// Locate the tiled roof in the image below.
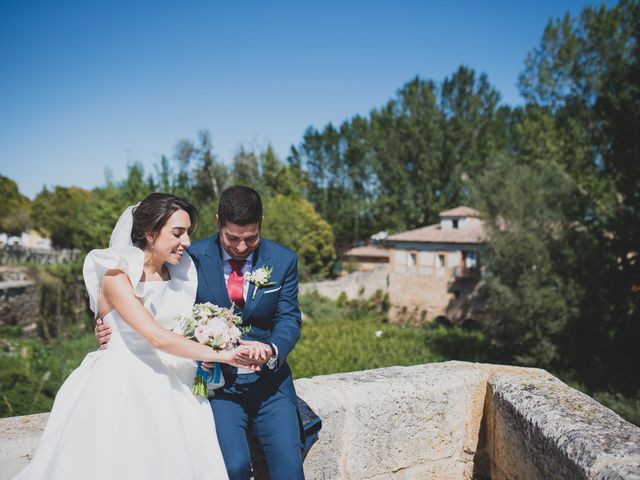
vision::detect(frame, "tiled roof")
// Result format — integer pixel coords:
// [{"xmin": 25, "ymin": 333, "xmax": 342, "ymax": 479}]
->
[
  {"xmin": 386, "ymin": 222, "xmax": 486, "ymax": 244},
  {"xmin": 439, "ymin": 206, "xmax": 480, "ymax": 218},
  {"xmin": 344, "ymin": 245, "xmax": 390, "ymax": 258}
]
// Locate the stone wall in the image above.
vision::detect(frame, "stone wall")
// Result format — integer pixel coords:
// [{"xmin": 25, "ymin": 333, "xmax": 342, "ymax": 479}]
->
[
  {"xmin": 0, "ymin": 266, "xmax": 37, "ymax": 332},
  {"xmin": 300, "ymin": 266, "xmax": 389, "ymax": 301},
  {"xmin": 300, "ymin": 266, "xmax": 487, "ymax": 324},
  {"xmin": 1, "ymin": 362, "xmax": 639, "ymax": 479}
]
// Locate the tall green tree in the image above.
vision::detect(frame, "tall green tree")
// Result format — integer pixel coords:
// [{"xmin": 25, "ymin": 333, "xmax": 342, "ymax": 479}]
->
[
  {"xmin": 0, "ymin": 175, "xmax": 31, "ymax": 235},
  {"xmin": 73, "ymin": 186, "xmax": 130, "ymax": 252},
  {"xmin": 231, "ymin": 147, "xmax": 263, "ymax": 193},
  {"xmin": 261, "ymin": 144, "xmax": 304, "ymax": 198},
  {"xmin": 189, "ymin": 131, "xmax": 229, "ymax": 237},
  {"xmin": 369, "ymin": 78, "xmax": 444, "ymax": 230},
  {"xmin": 31, "ymin": 186, "xmax": 94, "ymax": 249},
  {"xmin": 262, "ymin": 195, "xmax": 336, "ymax": 279},
  {"xmin": 440, "ymin": 67, "xmax": 508, "ymax": 208},
  {"xmin": 486, "ymin": 0, "xmax": 640, "ymax": 393}
]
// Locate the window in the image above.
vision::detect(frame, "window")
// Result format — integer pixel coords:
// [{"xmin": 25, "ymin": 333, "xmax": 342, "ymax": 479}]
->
[
  {"xmin": 452, "ymin": 219, "xmax": 459, "ymax": 229},
  {"xmin": 436, "ymin": 254, "xmax": 445, "ymax": 268},
  {"xmin": 464, "ymin": 251, "xmax": 478, "ymax": 269},
  {"xmin": 408, "ymin": 253, "xmax": 417, "ymax": 266}
]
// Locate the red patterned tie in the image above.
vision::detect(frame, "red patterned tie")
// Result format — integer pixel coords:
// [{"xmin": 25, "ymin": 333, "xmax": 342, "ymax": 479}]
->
[{"xmin": 227, "ymin": 259, "xmax": 246, "ymax": 309}]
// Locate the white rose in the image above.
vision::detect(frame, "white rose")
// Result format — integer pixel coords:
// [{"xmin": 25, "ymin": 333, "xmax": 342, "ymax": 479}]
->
[
  {"xmin": 207, "ymin": 316, "xmax": 229, "ymax": 337},
  {"xmin": 229, "ymin": 326, "xmax": 241, "ymax": 339},
  {"xmin": 253, "ymin": 269, "xmax": 268, "ymax": 284}
]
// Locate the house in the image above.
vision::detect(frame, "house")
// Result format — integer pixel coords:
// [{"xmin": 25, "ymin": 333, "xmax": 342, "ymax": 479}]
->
[
  {"xmin": 343, "ymin": 244, "xmax": 389, "ymax": 272},
  {"xmin": 0, "ymin": 230, "xmax": 52, "ymax": 250},
  {"xmin": 384, "ymin": 206, "xmax": 487, "ymax": 324}
]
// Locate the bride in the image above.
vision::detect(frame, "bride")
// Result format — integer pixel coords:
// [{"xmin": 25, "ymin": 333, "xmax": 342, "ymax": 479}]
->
[{"xmin": 15, "ymin": 193, "xmax": 259, "ymax": 479}]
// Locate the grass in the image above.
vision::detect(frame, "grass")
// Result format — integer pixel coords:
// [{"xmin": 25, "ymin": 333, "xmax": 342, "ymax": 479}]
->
[
  {"xmin": 0, "ymin": 332, "xmax": 97, "ymax": 417},
  {"xmin": 289, "ymin": 292, "xmax": 489, "ymax": 378}
]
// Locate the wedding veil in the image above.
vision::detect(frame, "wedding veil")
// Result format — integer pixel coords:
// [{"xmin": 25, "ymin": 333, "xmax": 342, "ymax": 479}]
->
[{"xmin": 109, "ymin": 203, "xmax": 139, "ymax": 248}]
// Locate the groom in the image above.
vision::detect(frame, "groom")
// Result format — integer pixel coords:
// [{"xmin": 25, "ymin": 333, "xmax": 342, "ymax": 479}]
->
[
  {"xmin": 189, "ymin": 186, "xmax": 304, "ymax": 479},
  {"xmin": 96, "ymin": 186, "xmax": 304, "ymax": 479}
]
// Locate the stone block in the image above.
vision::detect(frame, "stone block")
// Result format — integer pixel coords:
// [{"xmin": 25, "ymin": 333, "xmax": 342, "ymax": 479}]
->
[
  {"xmin": 297, "ymin": 362, "xmax": 490, "ymax": 479},
  {"xmin": 0, "ymin": 413, "xmax": 48, "ymax": 480},
  {"xmin": 479, "ymin": 367, "xmax": 640, "ymax": 480}
]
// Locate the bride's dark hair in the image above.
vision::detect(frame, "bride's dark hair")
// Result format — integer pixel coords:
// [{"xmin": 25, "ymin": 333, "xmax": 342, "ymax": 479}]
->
[{"xmin": 131, "ymin": 193, "xmax": 198, "ymax": 249}]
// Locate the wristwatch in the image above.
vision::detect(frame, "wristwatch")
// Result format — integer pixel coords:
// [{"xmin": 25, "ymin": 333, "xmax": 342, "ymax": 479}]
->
[{"xmin": 267, "ymin": 343, "xmax": 278, "ymax": 370}]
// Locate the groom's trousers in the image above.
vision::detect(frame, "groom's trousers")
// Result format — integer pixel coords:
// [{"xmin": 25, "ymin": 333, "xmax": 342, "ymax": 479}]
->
[{"xmin": 210, "ymin": 372, "xmax": 304, "ymax": 480}]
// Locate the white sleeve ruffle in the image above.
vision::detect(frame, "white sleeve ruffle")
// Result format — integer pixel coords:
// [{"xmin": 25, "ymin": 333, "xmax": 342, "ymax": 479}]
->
[
  {"xmin": 82, "ymin": 245, "xmax": 197, "ymax": 319},
  {"xmin": 82, "ymin": 245, "xmax": 144, "ymax": 318}
]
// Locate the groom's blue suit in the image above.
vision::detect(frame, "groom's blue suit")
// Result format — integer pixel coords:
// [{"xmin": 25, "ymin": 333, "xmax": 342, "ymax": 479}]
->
[{"xmin": 188, "ymin": 234, "xmax": 304, "ymax": 480}]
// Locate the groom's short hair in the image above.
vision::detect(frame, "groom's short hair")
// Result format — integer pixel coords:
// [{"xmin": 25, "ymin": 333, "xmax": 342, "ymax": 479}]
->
[{"xmin": 218, "ymin": 186, "xmax": 263, "ymax": 227}]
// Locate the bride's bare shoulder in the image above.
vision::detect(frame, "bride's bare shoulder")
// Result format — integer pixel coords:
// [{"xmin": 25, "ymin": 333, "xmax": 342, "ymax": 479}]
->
[{"xmin": 102, "ymin": 269, "xmax": 136, "ymax": 296}]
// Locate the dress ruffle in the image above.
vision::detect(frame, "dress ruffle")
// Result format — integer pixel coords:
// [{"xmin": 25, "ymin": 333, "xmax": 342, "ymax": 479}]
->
[{"xmin": 82, "ymin": 245, "xmax": 197, "ymax": 318}]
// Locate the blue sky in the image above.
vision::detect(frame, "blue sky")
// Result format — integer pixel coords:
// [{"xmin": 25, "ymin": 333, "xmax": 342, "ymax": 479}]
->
[{"xmin": 1, "ymin": 0, "xmax": 613, "ymax": 198}]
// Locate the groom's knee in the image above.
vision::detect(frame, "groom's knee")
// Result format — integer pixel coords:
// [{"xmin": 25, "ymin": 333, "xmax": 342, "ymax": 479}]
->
[
  {"xmin": 225, "ymin": 452, "xmax": 251, "ymax": 480},
  {"xmin": 266, "ymin": 448, "xmax": 304, "ymax": 480}
]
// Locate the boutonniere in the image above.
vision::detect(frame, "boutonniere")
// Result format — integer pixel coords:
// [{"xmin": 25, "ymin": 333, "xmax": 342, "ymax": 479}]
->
[{"xmin": 245, "ymin": 266, "xmax": 274, "ymax": 299}]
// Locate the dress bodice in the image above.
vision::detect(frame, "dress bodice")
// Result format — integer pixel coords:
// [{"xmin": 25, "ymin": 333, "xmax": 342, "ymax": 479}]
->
[
  {"xmin": 104, "ymin": 279, "xmax": 193, "ymax": 355},
  {"xmin": 83, "ymin": 245, "xmax": 197, "ymax": 356}
]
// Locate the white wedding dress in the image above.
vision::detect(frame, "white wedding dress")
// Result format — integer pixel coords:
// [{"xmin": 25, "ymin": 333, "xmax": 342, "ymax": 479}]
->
[{"xmin": 14, "ymin": 246, "xmax": 229, "ymax": 480}]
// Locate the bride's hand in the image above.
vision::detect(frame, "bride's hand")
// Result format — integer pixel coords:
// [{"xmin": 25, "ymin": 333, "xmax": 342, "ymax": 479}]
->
[{"xmin": 206, "ymin": 346, "xmax": 261, "ymax": 371}]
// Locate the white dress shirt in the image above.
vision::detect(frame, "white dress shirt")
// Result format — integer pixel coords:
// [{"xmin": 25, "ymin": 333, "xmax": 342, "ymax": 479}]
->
[{"xmin": 220, "ymin": 248, "xmax": 278, "ymax": 371}]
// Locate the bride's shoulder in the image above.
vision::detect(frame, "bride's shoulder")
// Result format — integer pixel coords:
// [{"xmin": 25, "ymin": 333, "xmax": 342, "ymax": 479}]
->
[{"xmin": 102, "ymin": 269, "xmax": 136, "ymax": 295}]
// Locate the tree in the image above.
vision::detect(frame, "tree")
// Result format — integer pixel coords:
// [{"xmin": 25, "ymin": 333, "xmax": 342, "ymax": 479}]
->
[
  {"xmin": 0, "ymin": 175, "xmax": 31, "ymax": 235},
  {"xmin": 472, "ymin": 154, "xmax": 584, "ymax": 370},
  {"xmin": 262, "ymin": 195, "xmax": 336, "ymax": 279},
  {"xmin": 440, "ymin": 67, "xmax": 507, "ymax": 209},
  {"xmin": 188, "ymin": 131, "xmax": 230, "ymax": 238},
  {"xmin": 517, "ymin": 0, "xmax": 640, "ymax": 394},
  {"xmin": 261, "ymin": 145, "xmax": 304, "ymax": 198},
  {"xmin": 120, "ymin": 162, "xmax": 154, "ymax": 203},
  {"xmin": 292, "ymin": 70, "xmax": 508, "ymax": 243},
  {"xmin": 31, "ymin": 186, "xmax": 94, "ymax": 249},
  {"xmin": 230, "ymin": 147, "xmax": 263, "ymax": 193},
  {"xmin": 73, "ymin": 186, "xmax": 130, "ymax": 252}
]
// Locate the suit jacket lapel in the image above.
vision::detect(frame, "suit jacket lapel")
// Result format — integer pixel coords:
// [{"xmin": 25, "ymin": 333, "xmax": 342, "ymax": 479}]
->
[
  {"xmin": 202, "ymin": 235, "xmax": 232, "ymax": 308},
  {"xmin": 242, "ymin": 243, "xmax": 271, "ymax": 321}
]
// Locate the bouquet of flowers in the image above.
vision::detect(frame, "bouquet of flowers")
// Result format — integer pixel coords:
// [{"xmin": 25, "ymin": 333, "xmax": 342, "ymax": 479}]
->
[{"xmin": 174, "ymin": 302, "xmax": 248, "ymax": 396}]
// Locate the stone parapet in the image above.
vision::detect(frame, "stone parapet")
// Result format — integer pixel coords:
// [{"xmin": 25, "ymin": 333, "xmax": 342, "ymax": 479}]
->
[{"xmin": 1, "ymin": 362, "xmax": 639, "ymax": 479}]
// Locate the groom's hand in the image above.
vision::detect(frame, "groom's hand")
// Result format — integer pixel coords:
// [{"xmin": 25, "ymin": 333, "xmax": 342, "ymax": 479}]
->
[
  {"xmin": 237, "ymin": 340, "xmax": 272, "ymax": 366},
  {"xmin": 94, "ymin": 318, "xmax": 112, "ymax": 349}
]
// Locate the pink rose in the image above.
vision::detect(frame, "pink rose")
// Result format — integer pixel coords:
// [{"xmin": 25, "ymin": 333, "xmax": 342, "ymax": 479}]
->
[{"xmin": 194, "ymin": 325, "xmax": 209, "ymax": 344}]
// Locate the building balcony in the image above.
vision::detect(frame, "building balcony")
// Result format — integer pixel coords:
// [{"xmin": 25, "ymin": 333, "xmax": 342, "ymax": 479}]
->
[{"xmin": 452, "ymin": 266, "xmax": 482, "ymax": 279}]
